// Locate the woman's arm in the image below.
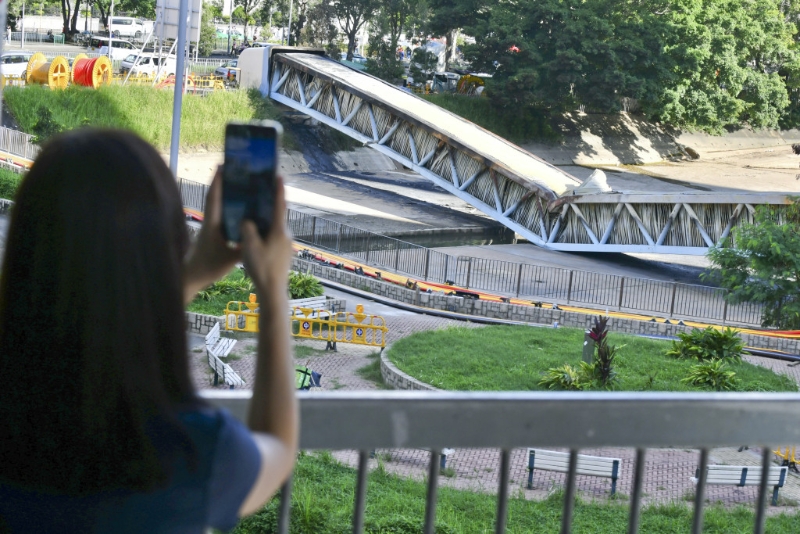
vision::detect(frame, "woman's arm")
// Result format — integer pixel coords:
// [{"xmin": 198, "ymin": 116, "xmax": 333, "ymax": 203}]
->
[
  {"xmin": 237, "ymin": 180, "xmax": 299, "ymax": 516},
  {"xmin": 183, "ymin": 169, "xmax": 241, "ymax": 306}
]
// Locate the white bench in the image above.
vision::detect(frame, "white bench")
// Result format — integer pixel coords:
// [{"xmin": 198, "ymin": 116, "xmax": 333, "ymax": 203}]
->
[
  {"xmin": 527, "ymin": 449, "xmax": 621, "ymax": 495},
  {"xmin": 289, "ymin": 296, "xmax": 328, "ymax": 309},
  {"xmin": 693, "ymin": 465, "xmax": 788, "ymax": 506},
  {"xmin": 207, "ymin": 350, "xmax": 245, "ymax": 388},
  {"xmin": 205, "ymin": 322, "xmax": 236, "ymax": 359}
]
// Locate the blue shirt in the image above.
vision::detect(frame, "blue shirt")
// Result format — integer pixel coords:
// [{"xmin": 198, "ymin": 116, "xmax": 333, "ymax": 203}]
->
[{"xmin": 0, "ymin": 407, "xmax": 261, "ymax": 533}]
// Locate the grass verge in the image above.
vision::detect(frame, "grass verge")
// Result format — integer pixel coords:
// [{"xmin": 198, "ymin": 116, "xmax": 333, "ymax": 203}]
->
[
  {"xmin": 234, "ymin": 453, "xmax": 799, "ymax": 533},
  {"xmin": 4, "ymin": 86, "xmax": 294, "ymax": 151},
  {"xmin": 356, "ymin": 351, "xmax": 392, "ymax": 389},
  {"xmin": 0, "ymin": 168, "xmax": 23, "ymax": 200},
  {"xmin": 388, "ymin": 325, "xmax": 796, "ymax": 392}
]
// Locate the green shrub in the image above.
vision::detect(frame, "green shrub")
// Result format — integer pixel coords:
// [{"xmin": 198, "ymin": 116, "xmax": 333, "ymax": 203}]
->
[
  {"xmin": 289, "ymin": 271, "xmax": 324, "ymax": 300},
  {"xmin": 666, "ymin": 327, "xmax": 744, "ymax": 362},
  {"xmin": 538, "ymin": 364, "xmax": 586, "ymax": 391},
  {"xmin": 682, "ymin": 360, "xmax": 740, "ymax": 391},
  {"xmin": 0, "ymin": 168, "xmax": 23, "ymax": 200},
  {"xmin": 196, "ymin": 271, "xmax": 253, "ymax": 301}
]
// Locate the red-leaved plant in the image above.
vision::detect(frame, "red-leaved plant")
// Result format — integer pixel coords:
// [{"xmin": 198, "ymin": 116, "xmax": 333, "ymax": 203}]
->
[{"xmin": 588, "ymin": 315, "xmax": 618, "ymax": 389}]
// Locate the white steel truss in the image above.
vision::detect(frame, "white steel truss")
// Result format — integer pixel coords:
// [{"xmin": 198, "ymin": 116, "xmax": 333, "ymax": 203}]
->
[{"xmin": 266, "ymin": 52, "xmax": 792, "ymax": 254}]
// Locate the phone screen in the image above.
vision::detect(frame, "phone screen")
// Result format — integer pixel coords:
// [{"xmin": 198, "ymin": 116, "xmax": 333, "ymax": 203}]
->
[{"xmin": 222, "ymin": 122, "xmax": 280, "ymax": 243}]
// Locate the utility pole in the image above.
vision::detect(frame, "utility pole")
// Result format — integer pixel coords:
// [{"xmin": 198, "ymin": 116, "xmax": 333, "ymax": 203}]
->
[
  {"xmin": 169, "ymin": 0, "xmax": 190, "ymax": 176},
  {"xmin": 226, "ymin": 0, "xmax": 232, "ymax": 55},
  {"xmin": 20, "ymin": 0, "xmax": 24, "ymax": 49},
  {"xmin": 286, "ymin": 0, "xmax": 293, "ymax": 45},
  {"xmin": 108, "ymin": 0, "xmax": 114, "ymax": 59}
]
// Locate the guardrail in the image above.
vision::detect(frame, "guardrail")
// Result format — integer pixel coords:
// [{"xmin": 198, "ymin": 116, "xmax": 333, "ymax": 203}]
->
[
  {"xmin": 178, "ymin": 179, "xmax": 765, "ymax": 327},
  {"xmin": 204, "ymin": 390, "xmax": 800, "ymax": 534},
  {"xmin": 0, "ymin": 126, "xmax": 38, "ymax": 162}
]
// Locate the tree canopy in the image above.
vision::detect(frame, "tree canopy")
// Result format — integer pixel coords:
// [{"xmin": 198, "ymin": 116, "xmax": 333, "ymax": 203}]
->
[{"xmin": 705, "ymin": 203, "xmax": 800, "ymax": 329}]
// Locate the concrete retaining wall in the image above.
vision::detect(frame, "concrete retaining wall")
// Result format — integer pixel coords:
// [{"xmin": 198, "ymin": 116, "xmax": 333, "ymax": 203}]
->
[
  {"xmin": 380, "ymin": 350, "xmax": 439, "ymax": 391},
  {"xmin": 293, "ymin": 257, "xmax": 800, "ymax": 354}
]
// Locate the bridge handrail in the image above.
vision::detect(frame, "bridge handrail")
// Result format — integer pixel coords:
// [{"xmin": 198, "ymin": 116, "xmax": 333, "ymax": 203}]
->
[
  {"xmin": 204, "ymin": 389, "xmax": 800, "ymax": 533},
  {"xmin": 178, "ymin": 178, "xmax": 764, "ymax": 327}
]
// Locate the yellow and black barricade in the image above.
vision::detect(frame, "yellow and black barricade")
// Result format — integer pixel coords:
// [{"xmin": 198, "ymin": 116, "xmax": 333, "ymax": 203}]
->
[
  {"xmin": 225, "ymin": 293, "xmax": 260, "ymax": 333},
  {"xmin": 328, "ymin": 304, "xmax": 387, "ymax": 352},
  {"xmin": 291, "ymin": 307, "xmax": 335, "ymax": 342}
]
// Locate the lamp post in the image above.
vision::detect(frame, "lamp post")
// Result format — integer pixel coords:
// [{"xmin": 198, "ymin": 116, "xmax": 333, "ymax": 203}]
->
[
  {"xmin": 284, "ymin": 0, "xmax": 293, "ymax": 45},
  {"xmin": 20, "ymin": 0, "xmax": 24, "ymax": 49}
]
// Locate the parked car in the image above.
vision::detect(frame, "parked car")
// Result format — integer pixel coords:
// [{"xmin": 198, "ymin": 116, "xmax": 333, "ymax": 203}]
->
[
  {"xmin": 120, "ymin": 53, "xmax": 176, "ymax": 77},
  {"xmin": 214, "ymin": 59, "xmax": 238, "ymax": 77},
  {"xmin": 0, "ymin": 51, "xmax": 33, "ymax": 77},
  {"xmin": 108, "ymin": 17, "xmax": 146, "ymax": 40},
  {"xmin": 88, "ymin": 37, "xmax": 137, "ymax": 61},
  {"xmin": 339, "ymin": 51, "xmax": 367, "ymax": 64}
]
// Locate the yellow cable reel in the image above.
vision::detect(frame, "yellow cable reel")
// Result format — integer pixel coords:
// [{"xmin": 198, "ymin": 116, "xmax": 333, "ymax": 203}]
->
[{"xmin": 26, "ymin": 53, "xmax": 70, "ymax": 89}]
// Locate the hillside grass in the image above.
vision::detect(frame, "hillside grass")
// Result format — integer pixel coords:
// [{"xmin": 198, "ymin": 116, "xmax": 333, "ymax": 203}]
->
[
  {"xmin": 4, "ymin": 86, "xmax": 293, "ymax": 150},
  {"xmin": 233, "ymin": 452, "xmax": 799, "ymax": 533},
  {"xmin": 388, "ymin": 325, "xmax": 796, "ymax": 392},
  {"xmin": 421, "ymin": 93, "xmax": 557, "ymax": 144}
]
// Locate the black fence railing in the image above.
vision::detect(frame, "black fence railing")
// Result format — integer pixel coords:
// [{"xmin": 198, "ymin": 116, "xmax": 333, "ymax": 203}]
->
[{"xmin": 179, "ymin": 179, "xmax": 765, "ymax": 327}]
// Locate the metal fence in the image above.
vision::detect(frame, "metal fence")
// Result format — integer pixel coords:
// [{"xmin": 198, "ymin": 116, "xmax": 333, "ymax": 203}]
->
[
  {"xmin": 179, "ymin": 179, "xmax": 765, "ymax": 327},
  {"xmin": 205, "ymin": 389, "xmax": 800, "ymax": 534},
  {"xmin": 0, "ymin": 127, "xmax": 38, "ymax": 161}
]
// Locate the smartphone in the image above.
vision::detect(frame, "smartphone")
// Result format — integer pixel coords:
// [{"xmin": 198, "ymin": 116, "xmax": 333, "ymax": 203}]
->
[{"xmin": 221, "ymin": 121, "xmax": 282, "ymax": 244}]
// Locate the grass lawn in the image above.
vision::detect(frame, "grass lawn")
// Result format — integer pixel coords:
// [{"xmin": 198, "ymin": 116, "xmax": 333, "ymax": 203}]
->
[
  {"xmin": 4, "ymin": 86, "xmax": 292, "ymax": 151},
  {"xmin": 233, "ymin": 452, "xmax": 798, "ymax": 533},
  {"xmin": 388, "ymin": 325, "xmax": 797, "ymax": 392}
]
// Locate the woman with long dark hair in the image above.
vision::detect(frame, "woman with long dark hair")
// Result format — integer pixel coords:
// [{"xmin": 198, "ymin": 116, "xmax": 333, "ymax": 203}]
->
[{"xmin": 0, "ymin": 129, "xmax": 298, "ymax": 532}]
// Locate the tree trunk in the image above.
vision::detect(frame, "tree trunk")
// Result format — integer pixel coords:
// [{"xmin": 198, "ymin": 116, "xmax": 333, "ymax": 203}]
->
[
  {"xmin": 346, "ymin": 30, "xmax": 357, "ymax": 60},
  {"xmin": 70, "ymin": 0, "xmax": 82, "ymax": 34},
  {"xmin": 61, "ymin": 0, "xmax": 71, "ymax": 35},
  {"xmin": 97, "ymin": 3, "xmax": 108, "ymax": 31}
]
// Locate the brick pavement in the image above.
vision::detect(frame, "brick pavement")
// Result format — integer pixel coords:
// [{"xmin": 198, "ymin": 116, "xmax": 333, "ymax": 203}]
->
[{"xmin": 192, "ymin": 315, "xmax": 800, "ymax": 511}]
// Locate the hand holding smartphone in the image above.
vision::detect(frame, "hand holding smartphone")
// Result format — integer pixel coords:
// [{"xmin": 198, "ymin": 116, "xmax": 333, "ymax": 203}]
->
[{"xmin": 221, "ymin": 120, "xmax": 282, "ymax": 245}]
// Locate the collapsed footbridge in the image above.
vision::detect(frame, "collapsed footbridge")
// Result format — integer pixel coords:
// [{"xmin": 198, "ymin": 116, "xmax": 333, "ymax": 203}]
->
[{"xmin": 240, "ymin": 47, "xmax": 792, "ymax": 255}]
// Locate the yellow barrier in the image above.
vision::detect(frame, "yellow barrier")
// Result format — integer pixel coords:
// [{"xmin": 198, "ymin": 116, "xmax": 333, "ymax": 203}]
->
[
  {"xmin": 329, "ymin": 304, "xmax": 387, "ymax": 351},
  {"xmin": 292, "ymin": 307, "xmax": 335, "ymax": 342},
  {"xmin": 224, "ymin": 293, "xmax": 260, "ymax": 333},
  {"xmin": 774, "ymin": 446, "xmax": 799, "ymax": 472}
]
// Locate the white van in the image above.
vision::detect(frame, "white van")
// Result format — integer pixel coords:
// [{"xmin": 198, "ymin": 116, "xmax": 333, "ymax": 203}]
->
[
  {"xmin": 120, "ymin": 53, "xmax": 176, "ymax": 77},
  {"xmin": 0, "ymin": 51, "xmax": 34, "ymax": 77},
  {"xmin": 109, "ymin": 17, "xmax": 146, "ymax": 40},
  {"xmin": 88, "ymin": 37, "xmax": 136, "ymax": 61}
]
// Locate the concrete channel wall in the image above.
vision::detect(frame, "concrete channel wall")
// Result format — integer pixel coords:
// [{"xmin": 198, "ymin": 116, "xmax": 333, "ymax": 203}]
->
[{"xmin": 292, "ymin": 257, "xmax": 800, "ymax": 354}]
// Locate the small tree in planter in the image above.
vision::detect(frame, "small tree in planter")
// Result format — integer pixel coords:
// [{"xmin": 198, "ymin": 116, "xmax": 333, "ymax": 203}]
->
[{"xmin": 587, "ymin": 315, "xmax": 619, "ymax": 389}]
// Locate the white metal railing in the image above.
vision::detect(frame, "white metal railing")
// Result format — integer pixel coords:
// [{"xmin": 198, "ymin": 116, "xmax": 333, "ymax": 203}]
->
[
  {"xmin": 204, "ymin": 390, "xmax": 800, "ymax": 534},
  {"xmin": 0, "ymin": 126, "xmax": 38, "ymax": 161}
]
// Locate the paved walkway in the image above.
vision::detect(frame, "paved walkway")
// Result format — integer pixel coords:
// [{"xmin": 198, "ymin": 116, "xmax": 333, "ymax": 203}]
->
[{"xmin": 190, "ymin": 309, "xmax": 800, "ymax": 511}]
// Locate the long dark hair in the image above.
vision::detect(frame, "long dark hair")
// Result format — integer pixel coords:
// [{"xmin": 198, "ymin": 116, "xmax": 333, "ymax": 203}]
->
[{"xmin": 0, "ymin": 129, "xmax": 196, "ymax": 495}]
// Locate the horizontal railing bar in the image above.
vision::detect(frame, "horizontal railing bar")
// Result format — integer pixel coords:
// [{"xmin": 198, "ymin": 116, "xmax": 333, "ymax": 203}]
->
[{"xmin": 202, "ymin": 391, "xmax": 800, "ymax": 449}]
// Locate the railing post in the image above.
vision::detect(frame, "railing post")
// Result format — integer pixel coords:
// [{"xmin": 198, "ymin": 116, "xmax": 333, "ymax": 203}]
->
[
  {"xmin": 617, "ymin": 278, "xmax": 625, "ymax": 310},
  {"xmin": 423, "ymin": 249, "xmax": 430, "ymax": 281},
  {"xmin": 515, "ymin": 263, "xmax": 523, "ymax": 297},
  {"xmin": 336, "ymin": 223, "xmax": 343, "ymax": 253},
  {"xmin": 465, "ymin": 258, "xmax": 472, "ymax": 289},
  {"xmin": 394, "ymin": 242, "xmax": 400, "ymax": 271},
  {"xmin": 310, "ymin": 216, "xmax": 317, "ymax": 245},
  {"xmin": 722, "ymin": 297, "xmax": 728, "ymax": 324},
  {"xmin": 669, "ymin": 283, "xmax": 678, "ymax": 317},
  {"xmin": 566, "ymin": 271, "xmax": 574, "ymax": 303},
  {"xmin": 365, "ymin": 235, "xmax": 371, "ymax": 264},
  {"xmin": 444, "ymin": 255, "xmax": 449, "ymax": 281}
]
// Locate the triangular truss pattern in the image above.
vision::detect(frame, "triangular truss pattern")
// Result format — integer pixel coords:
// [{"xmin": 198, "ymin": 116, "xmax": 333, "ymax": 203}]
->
[{"xmin": 267, "ymin": 52, "xmax": 789, "ymax": 255}]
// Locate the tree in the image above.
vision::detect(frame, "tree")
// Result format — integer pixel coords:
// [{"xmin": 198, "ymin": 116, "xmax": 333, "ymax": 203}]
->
[
  {"xmin": 234, "ymin": 0, "xmax": 264, "ymax": 39},
  {"xmin": 334, "ymin": 0, "xmax": 378, "ymax": 60},
  {"xmin": 300, "ymin": 1, "xmax": 340, "ymax": 56},
  {"xmin": 426, "ymin": 0, "xmax": 486, "ymax": 71},
  {"xmin": 704, "ymin": 202, "xmax": 800, "ymax": 329},
  {"xmin": 198, "ymin": 2, "xmax": 217, "ymax": 56},
  {"xmin": 365, "ymin": 0, "xmax": 412, "ymax": 84}
]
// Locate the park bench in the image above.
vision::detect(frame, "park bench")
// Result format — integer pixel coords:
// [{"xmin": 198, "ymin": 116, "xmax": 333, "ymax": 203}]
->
[
  {"xmin": 526, "ymin": 449, "xmax": 621, "ymax": 495},
  {"xmin": 205, "ymin": 322, "xmax": 236, "ymax": 359},
  {"xmin": 289, "ymin": 296, "xmax": 330, "ymax": 318},
  {"xmin": 207, "ymin": 350, "xmax": 245, "ymax": 388},
  {"xmin": 692, "ymin": 465, "xmax": 788, "ymax": 506}
]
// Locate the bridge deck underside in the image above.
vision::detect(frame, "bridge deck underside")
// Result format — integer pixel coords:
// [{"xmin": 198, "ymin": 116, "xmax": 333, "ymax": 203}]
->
[{"xmin": 268, "ymin": 53, "xmax": 790, "ymax": 254}]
